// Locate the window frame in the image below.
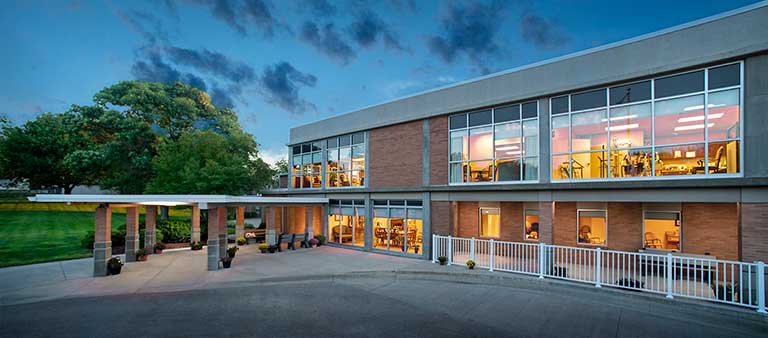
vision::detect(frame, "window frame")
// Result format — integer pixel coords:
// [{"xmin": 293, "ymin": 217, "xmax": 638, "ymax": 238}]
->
[
  {"xmin": 550, "ymin": 61, "xmax": 743, "ymax": 183},
  {"xmin": 448, "ymin": 100, "xmax": 540, "ymax": 185},
  {"xmin": 642, "ymin": 210, "xmax": 682, "ymax": 252},
  {"xmin": 290, "ymin": 141, "xmax": 323, "ymax": 190},
  {"xmin": 576, "ymin": 209, "xmax": 608, "ymax": 247},
  {"xmin": 325, "ymin": 132, "xmax": 367, "ymax": 189},
  {"xmin": 478, "ymin": 207, "xmax": 501, "ymax": 238},
  {"xmin": 523, "ymin": 208, "xmax": 539, "ymax": 242},
  {"xmin": 370, "ymin": 200, "xmax": 424, "ymax": 255}
]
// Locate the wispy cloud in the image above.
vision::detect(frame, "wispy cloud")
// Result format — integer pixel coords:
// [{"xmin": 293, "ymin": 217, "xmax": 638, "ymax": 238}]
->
[
  {"xmin": 348, "ymin": 10, "xmax": 406, "ymax": 52},
  {"xmin": 519, "ymin": 13, "xmax": 570, "ymax": 50},
  {"xmin": 300, "ymin": 21, "xmax": 356, "ymax": 65},
  {"xmin": 259, "ymin": 61, "xmax": 318, "ymax": 115}
]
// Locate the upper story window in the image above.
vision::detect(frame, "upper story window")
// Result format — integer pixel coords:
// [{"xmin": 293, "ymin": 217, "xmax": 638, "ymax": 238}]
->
[
  {"xmin": 449, "ymin": 101, "xmax": 539, "ymax": 184},
  {"xmin": 326, "ymin": 132, "xmax": 366, "ymax": 188},
  {"xmin": 291, "ymin": 141, "xmax": 322, "ymax": 189},
  {"xmin": 551, "ymin": 62, "xmax": 741, "ymax": 181}
]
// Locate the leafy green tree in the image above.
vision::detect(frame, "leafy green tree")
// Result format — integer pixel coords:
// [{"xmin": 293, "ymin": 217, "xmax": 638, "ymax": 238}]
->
[
  {"xmin": 145, "ymin": 130, "xmax": 274, "ymax": 195},
  {"xmin": 0, "ymin": 112, "xmax": 93, "ymax": 193},
  {"xmin": 273, "ymin": 158, "xmax": 288, "ymax": 174}
]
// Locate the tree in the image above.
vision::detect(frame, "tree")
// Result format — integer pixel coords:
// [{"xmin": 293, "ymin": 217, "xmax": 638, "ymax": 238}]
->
[
  {"xmin": 145, "ymin": 130, "xmax": 274, "ymax": 195},
  {"xmin": 0, "ymin": 112, "xmax": 93, "ymax": 193},
  {"xmin": 273, "ymin": 158, "xmax": 288, "ymax": 174}
]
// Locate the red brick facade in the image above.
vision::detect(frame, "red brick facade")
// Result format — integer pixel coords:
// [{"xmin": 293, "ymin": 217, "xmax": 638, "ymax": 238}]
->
[
  {"xmin": 429, "ymin": 116, "xmax": 448, "ymax": 186},
  {"xmin": 741, "ymin": 203, "xmax": 768, "ymax": 262},
  {"xmin": 430, "ymin": 201, "xmax": 451, "ymax": 236},
  {"xmin": 369, "ymin": 120, "xmax": 423, "ymax": 188},
  {"xmin": 682, "ymin": 203, "xmax": 739, "ymax": 261}
]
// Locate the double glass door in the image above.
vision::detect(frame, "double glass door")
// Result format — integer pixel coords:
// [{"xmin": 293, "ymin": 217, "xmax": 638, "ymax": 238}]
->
[
  {"xmin": 328, "ymin": 206, "xmax": 364, "ymax": 247},
  {"xmin": 373, "ymin": 207, "xmax": 423, "ymax": 254}
]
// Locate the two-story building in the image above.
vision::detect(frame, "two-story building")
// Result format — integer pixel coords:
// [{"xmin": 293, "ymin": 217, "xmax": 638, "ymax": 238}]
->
[{"xmin": 265, "ymin": 3, "xmax": 768, "ymax": 264}]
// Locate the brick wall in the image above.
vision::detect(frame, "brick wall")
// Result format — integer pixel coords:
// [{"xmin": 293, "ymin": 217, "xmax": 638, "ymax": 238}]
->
[
  {"xmin": 457, "ymin": 201, "xmax": 479, "ymax": 238},
  {"xmin": 553, "ymin": 202, "xmax": 577, "ymax": 246},
  {"xmin": 607, "ymin": 202, "xmax": 643, "ymax": 252},
  {"xmin": 741, "ymin": 203, "xmax": 768, "ymax": 262},
  {"xmin": 682, "ymin": 203, "xmax": 739, "ymax": 261},
  {"xmin": 500, "ymin": 202, "xmax": 524, "ymax": 242},
  {"xmin": 369, "ymin": 120, "xmax": 423, "ymax": 188},
  {"xmin": 431, "ymin": 201, "xmax": 451, "ymax": 236},
  {"xmin": 429, "ymin": 116, "xmax": 448, "ymax": 186}
]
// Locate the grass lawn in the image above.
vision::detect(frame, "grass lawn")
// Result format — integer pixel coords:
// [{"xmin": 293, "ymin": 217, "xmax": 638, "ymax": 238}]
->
[{"xmin": 0, "ymin": 211, "xmax": 127, "ymax": 268}]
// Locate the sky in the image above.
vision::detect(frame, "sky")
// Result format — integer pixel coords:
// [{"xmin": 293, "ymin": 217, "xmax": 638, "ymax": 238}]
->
[{"xmin": 0, "ymin": 0, "xmax": 760, "ymax": 165}]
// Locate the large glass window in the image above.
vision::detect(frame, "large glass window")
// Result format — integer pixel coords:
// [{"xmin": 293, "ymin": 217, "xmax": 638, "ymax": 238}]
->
[
  {"xmin": 449, "ymin": 101, "xmax": 539, "ymax": 184},
  {"xmin": 372, "ymin": 200, "xmax": 423, "ymax": 255},
  {"xmin": 643, "ymin": 211, "xmax": 680, "ymax": 251},
  {"xmin": 326, "ymin": 132, "xmax": 366, "ymax": 188},
  {"xmin": 291, "ymin": 141, "xmax": 322, "ymax": 189},
  {"xmin": 479, "ymin": 208, "xmax": 500, "ymax": 238},
  {"xmin": 328, "ymin": 200, "xmax": 365, "ymax": 247},
  {"xmin": 550, "ymin": 62, "xmax": 741, "ymax": 181},
  {"xmin": 524, "ymin": 209, "xmax": 539, "ymax": 241},
  {"xmin": 577, "ymin": 210, "xmax": 606, "ymax": 246}
]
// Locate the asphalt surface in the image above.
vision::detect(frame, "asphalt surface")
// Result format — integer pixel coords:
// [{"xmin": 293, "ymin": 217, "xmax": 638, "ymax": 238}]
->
[{"xmin": 1, "ymin": 278, "xmax": 765, "ymax": 338}]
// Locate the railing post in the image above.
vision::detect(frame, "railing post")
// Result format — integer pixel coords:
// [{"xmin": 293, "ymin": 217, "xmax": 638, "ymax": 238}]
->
[
  {"xmin": 757, "ymin": 261, "xmax": 766, "ymax": 314},
  {"xmin": 666, "ymin": 253, "xmax": 674, "ymax": 299},
  {"xmin": 447, "ymin": 235, "xmax": 453, "ymax": 266},
  {"xmin": 489, "ymin": 239, "xmax": 494, "ymax": 272},
  {"xmin": 595, "ymin": 247, "xmax": 602, "ymax": 288},
  {"xmin": 470, "ymin": 237, "xmax": 475, "ymax": 262},
  {"xmin": 538, "ymin": 242, "xmax": 545, "ymax": 279},
  {"xmin": 432, "ymin": 234, "xmax": 437, "ymax": 263}
]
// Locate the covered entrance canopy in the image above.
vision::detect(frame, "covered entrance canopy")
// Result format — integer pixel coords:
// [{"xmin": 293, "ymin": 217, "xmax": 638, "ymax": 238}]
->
[{"xmin": 28, "ymin": 194, "xmax": 328, "ymax": 276}]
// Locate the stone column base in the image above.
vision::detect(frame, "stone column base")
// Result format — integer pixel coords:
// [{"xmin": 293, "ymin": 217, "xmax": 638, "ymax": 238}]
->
[
  {"xmin": 125, "ymin": 235, "xmax": 138, "ymax": 262},
  {"xmin": 267, "ymin": 229, "xmax": 276, "ymax": 245},
  {"xmin": 207, "ymin": 238, "xmax": 219, "ymax": 271},
  {"xmin": 93, "ymin": 241, "xmax": 112, "ymax": 276},
  {"xmin": 145, "ymin": 230, "xmax": 156, "ymax": 254},
  {"xmin": 191, "ymin": 230, "xmax": 201, "ymax": 243},
  {"xmin": 219, "ymin": 234, "xmax": 227, "ymax": 258}
]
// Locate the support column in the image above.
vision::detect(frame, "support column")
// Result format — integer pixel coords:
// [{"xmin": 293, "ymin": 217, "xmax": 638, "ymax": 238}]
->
[
  {"xmin": 236, "ymin": 206, "xmax": 245, "ymax": 239},
  {"xmin": 93, "ymin": 205, "xmax": 112, "ymax": 276},
  {"xmin": 218, "ymin": 207, "xmax": 228, "ymax": 259},
  {"xmin": 266, "ymin": 206, "xmax": 277, "ymax": 245},
  {"xmin": 125, "ymin": 206, "xmax": 139, "ymax": 262},
  {"xmin": 145, "ymin": 205, "xmax": 157, "ymax": 253},
  {"xmin": 207, "ymin": 208, "xmax": 220, "ymax": 270},
  {"xmin": 305, "ymin": 206, "xmax": 314, "ymax": 239},
  {"xmin": 538, "ymin": 201, "xmax": 554, "ymax": 244},
  {"xmin": 191, "ymin": 205, "xmax": 201, "ymax": 243}
]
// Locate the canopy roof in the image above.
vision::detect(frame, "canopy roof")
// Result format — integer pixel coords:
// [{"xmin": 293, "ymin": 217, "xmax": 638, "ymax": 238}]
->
[{"xmin": 28, "ymin": 194, "xmax": 328, "ymax": 208}]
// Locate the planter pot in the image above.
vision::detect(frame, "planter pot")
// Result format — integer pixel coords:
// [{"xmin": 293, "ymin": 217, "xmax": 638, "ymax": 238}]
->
[
  {"xmin": 222, "ymin": 260, "xmax": 232, "ymax": 268},
  {"xmin": 439, "ymin": 261, "xmax": 446, "ymax": 266},
  {"xmin": 268, "ymin": 247, "xmax": 277, "ymax": 253},
  {"xmin": 137, "ymin": 255, "xmax": 148, "ymax": 262},
  {"xmin": 155, "ymin": 249, "xmax": 163, "ymax": 255},
  {"xmin": 311, "ymin": 244, "xmax": 317, "ymax": 248},
  {"xmin": 107, "ymin": 265, "xmax": 122, "ymax": 275},
  {"xmin": 259, "ymin": 249, "xmax": 268, "ymax": 253},
  {"xmin": 468, "ymin": 266, "xmax": 474, "ymax": 270}
]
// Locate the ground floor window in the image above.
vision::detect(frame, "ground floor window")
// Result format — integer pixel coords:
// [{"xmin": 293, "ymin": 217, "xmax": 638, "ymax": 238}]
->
[
  {"xmin": 524, "ymin": 209, "xmax": 539, "ymax": 240},
  {"xmin": 373, "ymin": 200, "xmax": 423, "ymax": 255},
  {"xmin": 577, "ymin": 210, "xmax": 606, "ymax": 245},
  {"xmin": 328, "ymin": 200, "xmax": 365, "ymax": 247},
  {"xmin": 643, "ymin": 211, "xmax": 680, "ymax": 250},
  {"xmin": 479, "ymin": 208, "xmax": 500, "ymax": 238}
]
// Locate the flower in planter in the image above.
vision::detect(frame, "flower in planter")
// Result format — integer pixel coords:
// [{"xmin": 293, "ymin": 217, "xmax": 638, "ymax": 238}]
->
[
  {"xmin": 227, "ymin": 246, "xmax": 239, "ymax": 258},
  {"xmin": 258, "ymin": 243, "xmax": 268, "ymax": 253},
  {"xmin": 437, "ymin": 256, "xmax": 447, "ymax": 265},
  {"xmin": 107, "ymin": 257, "xmax": 123, "ymax": 275},
  {"xmin": 136, "ymin": 248, "xmax": 150, "ymax": 261},
  {"xmin": 191, "ymin": 241, "xmax": 204, "ymax": 251},
  {"xmin": 221, "ymin": 256, "xmax": 233, "ymax": 269},
  {"xmin": 154, "ymin": 242, "xmax": 166, "ymax": 254},
  {"xmin": 236, "ymin": 237, "xmax": 246, "ymax": 246},
  {"xmin": 309, "ymin": 238, "xmax": 319, "ymax": 247},
  {"xmin": 466, "ymin": 260, "xmax": 476, "ymax": 270}
]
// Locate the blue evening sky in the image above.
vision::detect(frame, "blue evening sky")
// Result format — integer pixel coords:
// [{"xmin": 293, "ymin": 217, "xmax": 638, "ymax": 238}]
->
[{"xmin": 0, "ymin": 0, "xmax": 759, "ymax": 164}]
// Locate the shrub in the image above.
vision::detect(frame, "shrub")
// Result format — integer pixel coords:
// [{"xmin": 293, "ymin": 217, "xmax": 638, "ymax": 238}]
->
[
  {"xmin": 315, "ymin": 234, "xmax": 326, "ymax": 245},
  {"xmin": 466, "ymin": 260, "xmax": 476, "ymax": 269},
  {"xmin": 437, "ymin": 256, "xmax": 447, "ymax": 265},
  {"xmin": 227, "ymin": 246, "xmax": 239, "ymax": 257},
  {"xmin": 244, "ymin": 223, "xmax": 256, "ymax": 230},
  {"xmin": 81, "ymin": 229, "xmax": 126, "ymax": 249},
  {"xmin": 309, "ymin": 238, "xmax": 319, "ymax": 246},
  {"xmin": 136, "ymin": 248, "xmax": 149, "ymax": 259},
  {"xmin": 236, "ymin": 237, "xmax": 246, "ymax": 245},
  {"xmin": 258, "ymin": 222, "xmax": 266, "ymax": 229},
  {"xmin": 157, "ymin": 219, "xmax": 191, "ymax": 243},
  {"xmin": 711, "ymin": 283, "xmax": 738, "ymax": 301},
  {"xmin": 258, "ymin": 243, "xmax": 268, "ymax": 253},
  {"xmin": 191, "ymin": 241, "xmax": 204, "ymax": 250},
  {"xmin": 154, "ymin": 242, "xmax": 166, "ymax": 251}
]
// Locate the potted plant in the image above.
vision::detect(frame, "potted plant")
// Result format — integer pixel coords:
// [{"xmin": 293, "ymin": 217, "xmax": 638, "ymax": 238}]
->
[
  {"xmin": 711, "ymin": 283, "xmax": 738, "ymax": 302},
  {"xmin": 221, "ymin": 256, "xmax": 233, "ymax": 269},
  {"xmin": 107, "ymin": 257, "xmax": 123, "ymax": 275},
  {"xmin": 191, "ymin": 241, "xmax": 203, "ymax": 251},
  {"xmin": 315, "ymin": 234, "xmax": 325, "ymax": 246},
  {"xmin": 154, "ymin": 242, "xmax": 166, "ymax": 254},
  {"xmin": 136, "ymin": 248, "xmax": 149, "ymax": 261},
  {"xmin": 466, "ymin": 260, "xmax": 476, "ymax": 270},
  {"xmin": 437, "ymin": 256, "xmax": 447, "ymax": 265},
  {"xmin": 309, "ymin": 238, "xmax": 319, "ymax": 247},
  {"xmin": 236, "ymin": 237, "xmax": 246, "ymax": 246},
  {"xmin": 268, "ymin": 245, "xmax": 278, "ymax": 253},
  {"xmin": 258, "ymin": 243, "xmax": 269, "ymax": 253},
  {"xmin": 227, "ymin": 246, "xmax": 239, "ymax": 258},
  {"xmin": 413, "ymin": 245, "xmax": 420, "ymax": 254}
]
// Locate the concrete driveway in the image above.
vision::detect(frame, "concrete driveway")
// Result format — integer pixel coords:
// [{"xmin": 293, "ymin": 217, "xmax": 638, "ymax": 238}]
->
[{"xmin": 1, "ymin": 245, "xmax": 766, "ymax": 338}]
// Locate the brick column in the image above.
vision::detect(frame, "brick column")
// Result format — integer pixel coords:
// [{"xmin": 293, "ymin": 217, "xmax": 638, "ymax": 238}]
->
[
  {"xmin": 266, "ymin": 206, "xmax": 277, "ymax": 245},
  {"xmin": 207, "ymin": 208, "xmax": 220, "ymax": 270},
  {"xmin": 741, "ymin": 203, "xmax": 768, "ymax": 262},
  {"xmin": 305, "ymin": 206, "xmax": 314, "ymax": 239},
  {"xmin": 538, "ymin": 201, "xmax": 555, "ymax": 244},
  {"xmin": 191, "ymin": 205, "xmax": 201, "ymax": 243},
  {"xmin": 125, "ymin": 206, "xmax": 139, "ymax": 262},
  {"xmin": 93, "ymin": 205, "xmax": 112, "ymax": 276},
  {"xmin": 145, "ymin": 206, "xmax": 157, "ymax": 253},
  {"xmin": 218, "ymin": 207, "xmax": 228, "ymax": 259},
  {"xmin": 236, "ymin": 207, "xmax": 245, "ymax": 239}
]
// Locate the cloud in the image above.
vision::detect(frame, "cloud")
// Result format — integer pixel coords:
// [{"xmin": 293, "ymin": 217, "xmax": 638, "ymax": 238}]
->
[
  {"xmin": 112, "ymin": 6, "xmax": 170, "ymax": 45},
  {"xmin": 300, "ymin": 21, "xmax": 356, "ymax": 64},
  {"xmin": 259, "ymin": 62, "xmax": 317, "ymax": 115},
  {"xmin": 348, "ymin": 11, "xmax": 406, "ymax": 52},
  {"xmin": 519, "ymin": 13, "xmax": 570, "ymax": 50},
  {"xmin": 242, "ymin": 0, "xmax": 279, "ymax": 37},
  {"xmin": 185, "ymin": 0, "xmax": 281, "ymax": 37},
  {"xmin": 211, "ymin": 86, "xmax": 236, "ymax": 108},
  {"xmin": 131, "ymin": 53, "xmax": 208, "ymax": 91},
  {"xmin": 302, "ymin": 0, "xmax": 336, "ymax": 17},
  {"xmin": 164, "ymin": 46, "xmax": 256, "ymax": 84},
  {"xmin": 427, "ymin": 1, "xmax": 507, "ymax": 72}
]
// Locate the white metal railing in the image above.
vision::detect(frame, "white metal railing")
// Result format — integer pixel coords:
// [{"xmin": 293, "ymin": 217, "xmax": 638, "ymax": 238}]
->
[{"xmin": 432, "ymin": 234, "xmax": 767, "ymax": 313}]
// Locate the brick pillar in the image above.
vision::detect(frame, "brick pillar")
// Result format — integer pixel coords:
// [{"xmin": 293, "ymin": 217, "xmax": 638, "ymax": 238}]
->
[
  {"xmin": 236, "ymin": 207, "xmax": 245, "ymax": 239},
  {"xmin": 125, "ymin": 206, "xmax": 139, "ymax": 262},
  {"xmin": 741, "ymin": 203, "xmax": 768, "ymax": 262},
  {"xmin": 93, "ymin": 205, "xmax": 112, "ymax": 276},
  {"xmin": 266, "ymin": 206, "xmax": 277, "ymax": 245},
  {"xmin": 207, "ymin": 208, "xmax": 220, "ymax": 270},
  {"xmin": 305, "ymin": 206, "xmax": 314, "ymax": 239},
  {"xmin": 218, "ymin": 207, "xmax": 228, "ymax": 259},
  {"xmin": 191, "ymin": 205, "xmax": 201, "ymax": 243},
  {"xmin": 538, "ymin": 201, "xmax": 554, "ymax": 244},
  {"xmin": 145, "ymin": 206, "xmax": 157, "ymax": 253}
]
